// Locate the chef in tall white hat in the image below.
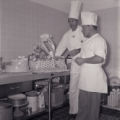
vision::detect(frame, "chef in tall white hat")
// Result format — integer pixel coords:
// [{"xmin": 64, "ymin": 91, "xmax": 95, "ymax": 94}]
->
[
  {"xmin": 55, "ymin": 0, "xmax": 85, "ymax": 119},
  {"xmin": 69, "ymin": 0, "xmax": 82, "ymax": 19},
  {"xmin": 75, "ymin": 11, "xmax": 108, "ymax": 120}
]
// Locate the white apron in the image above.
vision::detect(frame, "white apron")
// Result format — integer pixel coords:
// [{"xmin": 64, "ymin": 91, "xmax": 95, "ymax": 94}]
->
[
  {"xmin": 67, "ymin": 27, "xmax": 83, "ymax": 114},
  {"xmin": 69, "ymin": 57, "xmax": 80, "ymax": 114}
]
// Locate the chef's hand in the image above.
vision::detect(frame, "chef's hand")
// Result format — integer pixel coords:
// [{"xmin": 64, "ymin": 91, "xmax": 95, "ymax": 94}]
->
[
  {"xmin": 75, "ymin": 57, "xmax": 85, "ymax": 65},
  {"xmin": 69, "ymin": 48, "xmax": 81, "ymax": 57}
]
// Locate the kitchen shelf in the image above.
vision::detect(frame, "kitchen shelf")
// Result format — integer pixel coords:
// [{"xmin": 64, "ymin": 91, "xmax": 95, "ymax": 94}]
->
[
  {"xmin": 101, "ymin": 104, "xmax": 120, "ymax": 117},
  {"xmin": 26, "ymin": 108, "xmax": 47, "ymax": 120},
  {"xmin": 0, "ymin": 70, "xmax": 70, "ymax": 120},
  {"xmin": 26, "ymin": 101, "xmax": 69, "ymax": 120},
  {"xmin": 102, "ymin": 104, "xmax": 120, "ymax": 111}
]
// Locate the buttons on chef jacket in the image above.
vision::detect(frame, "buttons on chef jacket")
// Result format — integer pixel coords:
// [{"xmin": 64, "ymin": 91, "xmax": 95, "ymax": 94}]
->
[
  {"xmin": 81, "ymin": 40, "xmax": 84, "ymax": 43},
  {"xmin": 72, "ymin": 35, "xmax": 75, "ymax": 38}
]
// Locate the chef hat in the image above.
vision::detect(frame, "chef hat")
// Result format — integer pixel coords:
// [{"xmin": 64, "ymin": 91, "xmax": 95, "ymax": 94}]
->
[
  {"xmin": 81, "ymin": 11, "xmax": 98, "ymax": 26},
  {"xmin": 68, "ymin": 0, "xmax": 82, "ymax": 19}
]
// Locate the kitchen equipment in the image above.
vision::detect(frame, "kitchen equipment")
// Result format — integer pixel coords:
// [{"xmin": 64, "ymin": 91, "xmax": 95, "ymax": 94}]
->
[
  {"xmin": 29, "ymin": 57, "xmax": 67, "ymax": 73},
  {"xmin": 26, "ymin": 91, "xmax": 38, "ymax": 113},
  {"xmin": 0, "ymin": 102, "xmax": 13, "ymax": 120},
  {"xmin": 8, "ymin": 94, "xmax": 27, "ymax": 107},
  {"xmin": 44, "ymin": 85, "xmax": 65, "ymax": 107},
  {"xmin": 8, "ymin": 94, "xmax": 28, "ymax": 120},
  {"xmin": 29, "ymin": 59, "xmax": 55, "ymax": 72}
]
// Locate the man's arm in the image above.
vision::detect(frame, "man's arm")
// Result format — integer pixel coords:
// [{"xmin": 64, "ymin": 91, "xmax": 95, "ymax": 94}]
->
[
  {"xmin": 75, "ymin": 55, "xmax": 104, "ymax": 65},
  {"xmin": 55, "ymin": 33, "xmax": 68, "ymax": 57},
  {"xmin": 61, "ymin": 48, "xmax": 69, "ymax": 58},
  {"xmin": 68, "ymin": 48, "xmax": 81, "ymax": 58}
]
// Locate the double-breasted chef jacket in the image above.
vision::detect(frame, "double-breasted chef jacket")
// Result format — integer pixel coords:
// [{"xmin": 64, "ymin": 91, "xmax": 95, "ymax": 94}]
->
[{"xmin": 76, "ymin": 33, "xmax": 108, "ymax": 93}]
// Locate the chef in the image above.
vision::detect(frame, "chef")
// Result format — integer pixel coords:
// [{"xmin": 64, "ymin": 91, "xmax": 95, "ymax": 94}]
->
[
  {"xmin": 55, "ymin": 0, "xmax": 85, "ymax": 119},
  {"xmin": 75, "ymin": 11, "xmax": 108, "ymax": 120}
]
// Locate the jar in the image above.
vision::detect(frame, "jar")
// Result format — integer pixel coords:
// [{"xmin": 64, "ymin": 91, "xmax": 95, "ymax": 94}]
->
[{"xmin": 26, "ymin": 91, "xmax": 38, "ymax": 113}]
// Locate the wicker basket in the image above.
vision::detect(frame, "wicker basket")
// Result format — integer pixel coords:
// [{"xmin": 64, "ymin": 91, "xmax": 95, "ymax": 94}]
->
[
  {"xmin": 29, "ymin": 59, "xmax": 55, "ymax": 72},
  {"xmin": 29, "ymin": 58, "xmax": 67, "ymax": 73}
]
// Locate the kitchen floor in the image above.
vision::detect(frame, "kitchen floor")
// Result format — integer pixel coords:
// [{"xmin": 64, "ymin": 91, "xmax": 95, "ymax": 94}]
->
[{"xmin": 30, "ymin": 105, "xmax": 120, "ymax": 120}]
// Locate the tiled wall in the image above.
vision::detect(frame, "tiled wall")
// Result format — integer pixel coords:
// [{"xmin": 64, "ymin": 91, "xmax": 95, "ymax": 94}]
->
[
  {"xmin": 95, "ymin": 7, "xmax": 119, "ymax": 77},
  {"xmin": 0, "ymin": 0, "xmax": 120, "ymax": 78},
  {"xmin": 0, "ymin": 0, "xmax": 2, "ymax": 56},
  {"xmin": 0, "ymin": 0, "xmax": 68, "ymax": 60}
]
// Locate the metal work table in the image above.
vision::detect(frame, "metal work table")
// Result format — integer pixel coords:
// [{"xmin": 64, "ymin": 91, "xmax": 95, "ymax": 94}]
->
[
  {"xmin": 0, "ymin": 70, "xmax": 70, "ymax": 120},
  {"xmin": 0, "ymin": 70, "xmax": 69, "ymax": 84}
]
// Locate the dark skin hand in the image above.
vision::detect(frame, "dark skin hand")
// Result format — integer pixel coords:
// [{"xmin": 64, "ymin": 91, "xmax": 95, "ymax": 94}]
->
[
  {"xmin": 61, "ymin": 48, "xmax": 81, "ymax": 59},
  {"xmin": 68, "ymin": 48, "xmax": 81, "ymax": 58},
  {"xmin": 75, "ymin": 55, "xmax": 104, "ymax": 65}
]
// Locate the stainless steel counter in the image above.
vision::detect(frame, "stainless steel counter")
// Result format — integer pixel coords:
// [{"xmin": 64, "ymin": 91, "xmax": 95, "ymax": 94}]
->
[
  {"xmin": 0, "ymin": 70, "xmax": 70, "ymax": 120},
  {"xmin": 0, "ymin": 70, "xmax": 70, "ymax": 85}
]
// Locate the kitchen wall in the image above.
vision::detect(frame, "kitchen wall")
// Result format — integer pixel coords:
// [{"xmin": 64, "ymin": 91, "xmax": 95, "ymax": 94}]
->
[
  {"xmin": 95, "ymin": 7, "xmax": 119, "ymax": 77},
  {"xmin": 0, "ymin": 0, "xmax": 2, "ymax": 56},
  {"xmin": 0, "ymin": 0, "xmax": 69, "ymax": 61},
  {"xmin": 117, "ymin": 7, "xmax": 120, "ymax": 77}
]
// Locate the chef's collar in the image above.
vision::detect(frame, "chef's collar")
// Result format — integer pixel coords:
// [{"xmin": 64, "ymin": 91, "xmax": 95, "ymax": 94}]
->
[
  {"xmin": 83, "ymin": 33, "xmax": 99, "ymax": 44},
  {"xmin": 90, "ymin": 33, "xmax": 99, "ymax": 39}
]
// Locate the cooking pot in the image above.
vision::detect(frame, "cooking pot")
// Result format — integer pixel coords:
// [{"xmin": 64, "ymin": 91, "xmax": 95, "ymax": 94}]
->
[
  {"xmin": 8, "ymin": 94, "xmax": 27, "ymax": 107},
  {"xmin": 0, "ymin": 102, "xmax": 13, "ymax": 120}
]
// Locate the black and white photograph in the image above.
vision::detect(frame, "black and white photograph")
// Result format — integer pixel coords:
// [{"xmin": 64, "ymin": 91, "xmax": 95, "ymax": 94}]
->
[{"xmin": 0, "ymin": 0, "xmax": 119, "ymax": 120}]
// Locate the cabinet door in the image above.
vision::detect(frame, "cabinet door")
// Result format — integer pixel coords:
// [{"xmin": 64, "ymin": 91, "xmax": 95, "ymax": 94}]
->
[
  {"xmin": 0, "ymin": 81, "xmax": 33, "ymax": 98},
  {"xmin": 0, "ymin": 85, "xmax": 7, "ymax": 98}
]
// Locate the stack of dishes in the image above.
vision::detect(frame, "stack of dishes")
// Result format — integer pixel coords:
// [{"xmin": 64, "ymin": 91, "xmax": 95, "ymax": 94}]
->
[{"xmin": 8, "ymin": 94, "xmax": 28, "ymax": 107}]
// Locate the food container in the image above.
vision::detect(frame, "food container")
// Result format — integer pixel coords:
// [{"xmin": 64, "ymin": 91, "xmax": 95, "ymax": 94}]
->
[
  {"xmin": 38, "ymin": 92, "xmax": 45, "ymax": 109},
  {"xmin": 0, "ymin": 102, "xmax": 13, "ymax": 120},
  {"xmin": 44, "ymin": 85, "xmax": 65, "ymax": 107},
  {"xmin": 26, "ymin": 91, "xmax": 38, "ymax": 113}
]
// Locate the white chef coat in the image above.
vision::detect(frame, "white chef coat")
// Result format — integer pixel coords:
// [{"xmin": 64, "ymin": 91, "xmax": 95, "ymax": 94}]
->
[
  {"xmin": 55, "ymin": 25, "xmax": 84, "ymax": 114},
  {"xmin": 55, "ymin": 25, "xmax": 84, "ymax": 57},
  {"xmin": 78, "ymin": 33, "xmax": 108, "ymax": 93}
]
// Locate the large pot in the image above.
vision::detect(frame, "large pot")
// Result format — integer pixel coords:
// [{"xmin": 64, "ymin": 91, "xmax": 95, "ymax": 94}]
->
[{"xmin": 0, "ymin": 102, "xmax": 13, "ymax": 120}]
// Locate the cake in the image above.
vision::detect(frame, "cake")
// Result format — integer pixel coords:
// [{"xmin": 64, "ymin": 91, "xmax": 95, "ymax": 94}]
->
[{"xmin": 5, "ymin": 57, "xmax": 29, "ymax": 72}]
